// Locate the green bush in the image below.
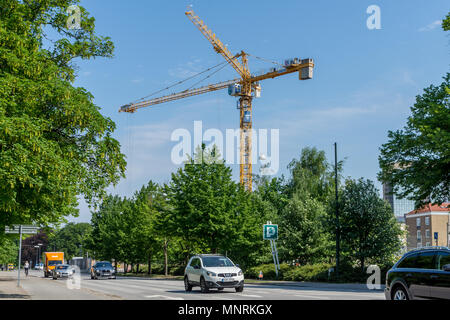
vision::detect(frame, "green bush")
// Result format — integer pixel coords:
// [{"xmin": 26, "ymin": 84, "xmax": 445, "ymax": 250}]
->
[
  {"xmin": 283, "ymin": 263, "xmax": 332, "ymax": 282},
  {"xmin": 246, "ymin": 263, "xmax": 292, "ymax": 280},
  {"xmin": 247, "ymin": 263, "xmax": 333, "ymax": 282},
  {"xmin": 328, "ymin": 261, "xmax": 394, "ymax": 283},
  {"xmin": 169, "ymin": 264, "xmax": 185, "ymax": 276},
  {"xmin": 150, "ymin": 263, "xmax": 165, "ymax": 275}
]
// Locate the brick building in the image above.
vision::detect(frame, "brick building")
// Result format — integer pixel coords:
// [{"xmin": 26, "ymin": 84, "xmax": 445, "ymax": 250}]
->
[{"xmin": 404, "ymin": 203, "xmax": 450, "ymax": 251}]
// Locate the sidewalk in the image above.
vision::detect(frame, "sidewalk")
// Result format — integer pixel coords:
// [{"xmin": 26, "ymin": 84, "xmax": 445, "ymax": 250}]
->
[{"xmin": 0, "ymin": 271, "xmax": 31, "ymax": 299}]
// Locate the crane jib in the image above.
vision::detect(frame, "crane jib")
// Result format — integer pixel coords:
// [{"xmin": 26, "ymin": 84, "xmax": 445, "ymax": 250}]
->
[{"xmin": 120, "ymin": 8, "xmax": 314, "ymax": 191}]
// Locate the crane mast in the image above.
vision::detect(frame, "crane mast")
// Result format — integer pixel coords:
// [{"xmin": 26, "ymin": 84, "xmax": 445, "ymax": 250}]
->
[{"xmin": 120, "ymin": 8, "xmax": 314, "ymax": 191}]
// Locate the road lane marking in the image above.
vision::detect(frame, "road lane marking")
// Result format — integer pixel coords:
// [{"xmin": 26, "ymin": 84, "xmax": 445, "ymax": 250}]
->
[
  {"xmin": 145, "ymin": 295, "xmax": 184, "ymax": 300},
  {"xmin": 235, "ymin": 294, "xmax": 262, "ymax": 298}
]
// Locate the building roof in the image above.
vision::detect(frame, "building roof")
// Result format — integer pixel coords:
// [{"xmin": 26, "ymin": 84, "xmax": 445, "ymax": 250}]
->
[{"xmin": 405, "ymin": 203, "xmax": 449, "ymax": 216}]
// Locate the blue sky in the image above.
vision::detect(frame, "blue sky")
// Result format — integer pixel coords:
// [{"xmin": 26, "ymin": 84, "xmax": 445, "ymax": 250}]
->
[{"xmin": 69, "ymin": 0, "xmax": 449, "ymax": 222}]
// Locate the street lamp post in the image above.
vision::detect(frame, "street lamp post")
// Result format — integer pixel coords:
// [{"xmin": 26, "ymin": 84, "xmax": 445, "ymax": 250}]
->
[
  {"xmin": 35, "ymin": 243, "xmax": 43, "ymax": 267},
  {"xmin": 34, "ymin": 246, "xmax": 39, "ymax": 267}
]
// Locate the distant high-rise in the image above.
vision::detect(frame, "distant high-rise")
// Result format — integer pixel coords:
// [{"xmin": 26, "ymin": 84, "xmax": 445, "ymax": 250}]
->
[{"xmin": 383, "ymin": 182, "xmax": 416, "ymax": 223}]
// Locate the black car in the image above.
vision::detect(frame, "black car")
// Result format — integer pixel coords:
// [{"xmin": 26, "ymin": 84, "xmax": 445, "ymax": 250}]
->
[
  {"xmin": 385, "ymin": 247, "xmax": 450, "ymax": 300},
  {"xmin": 91, "ymin": 261, "xmax": 116, "ymax": 279}
]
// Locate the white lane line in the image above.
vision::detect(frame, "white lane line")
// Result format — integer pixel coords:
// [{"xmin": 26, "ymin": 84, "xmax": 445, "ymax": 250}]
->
[
  {"xmin": 195, "ymin": 294, "xmax": 235, "ymax": 300},
  {"xmin": 81, "ymin": 283, "xmax": 139, "ymax": 294},
  {"xmin": 295, "ymin": 290, "xmax": 383, "ymax": 297},
  {"xmin": 81, "ymin": 280, "xmax": 159, "ymax": 292},
  {"xmin": 235, "ymin": 294, "xmax": 262, "ymax": 298},
  {"xmin": 145, "ymin": 295, "xmax": 184, "ymax": 300}
]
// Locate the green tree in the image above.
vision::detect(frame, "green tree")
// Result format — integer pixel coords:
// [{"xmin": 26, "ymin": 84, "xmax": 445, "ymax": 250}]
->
[
  {"xmin": 122, "ymin": 182, "xmax": 161, "ymax": 274},
  {"xmin": 48, "ymin": 222, "xmax": 92, "ymax": 260},
  {"xmin": 339, "ymin": 178, "xmax": 404, "ymax": 271},
  {"xmin": 442, "ymin": 11, "xmax": 449, "ymax": 31},
  {"xmin": 164, "ymin": 145, "xmax": 269, "ymax": 268},
  {"xmin": 88, "ymin": 195, "xmax": 126, "ymax": 265},
  {"xmin": 0, "ymin": 0, "xmax": 126, "ymax": 230},
  {"xmin": 378, "ymin": 73, "xmax": 450, "ymax": 206},
  {"xmin": 0, "ymin": 237, "xmax": 18, "ymax": 266},
  {"xmin": 286, "ymin": 147, "xmax": 336, "ymax": 201},
  {"xmin": 278, "ymin": 196, "xmax": 333, "ymax": 264}
]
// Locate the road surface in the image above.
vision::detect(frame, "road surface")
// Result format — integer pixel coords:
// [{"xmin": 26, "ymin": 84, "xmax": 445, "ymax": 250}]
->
[{"xmin": 0, "ymin": 270, "xmax": 385, "ymax": 300}]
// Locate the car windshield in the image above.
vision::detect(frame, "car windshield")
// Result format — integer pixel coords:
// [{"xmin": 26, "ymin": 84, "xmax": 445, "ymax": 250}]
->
[
  {"xmin": 48, "ymin": 260, "xmax": 62, "ymax": 266},
  {"xmin": 201, "ymin": 256, "xmax": 235, "ymax": 267},
  {"xmin": 56, "ymin": 265, "xmax": 69, "ymax": 270},
  {"xmin": 95, "ymin": 263, "xmax": 112, "ymax": 268}
]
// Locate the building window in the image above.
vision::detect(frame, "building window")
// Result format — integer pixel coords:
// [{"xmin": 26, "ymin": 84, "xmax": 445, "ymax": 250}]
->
[
  {"xmin": 426, "ymin": 230, "xmax": 430, "ymax": 238},
  {"xmin": 425, "ymin": 217, "xmax": 430, "ymax": 226},
  {"xmin": 416, "ymin": 218, "xmax": 421, "ymax": 227},
  {"xmin": 426, "ymin": 242, "xmax": 431, "ymax": 247},
  {"xmin": 417, "ymin": 242, "xmax": 422, "ymax": 248},
  {"xmin": 417, "ymin": 230, "xmax": 421, "ymax": 241}
]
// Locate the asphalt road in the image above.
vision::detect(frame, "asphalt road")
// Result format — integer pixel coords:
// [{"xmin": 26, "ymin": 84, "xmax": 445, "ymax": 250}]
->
[{"xmin": 0, "ymin": 270, "xmax": 385, "ymax": 300}]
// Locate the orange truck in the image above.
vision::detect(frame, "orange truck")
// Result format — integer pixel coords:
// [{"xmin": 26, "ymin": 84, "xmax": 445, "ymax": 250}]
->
[{"xmin": 44, "ymin": 252, "xmax": 64, "ymax": 277}]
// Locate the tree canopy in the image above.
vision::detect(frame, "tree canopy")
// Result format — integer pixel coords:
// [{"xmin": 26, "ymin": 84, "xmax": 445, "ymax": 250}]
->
[
  {"xmin": 0, "ymin": 0, "xmax": 126, "ymax": 230},
  {"xmin": 378, "ymin": 73, "xmax": 450, "ymax": 206},
  {"xmin": 339, "ymin": 178, "xmax": 404, "ymax": 270}
]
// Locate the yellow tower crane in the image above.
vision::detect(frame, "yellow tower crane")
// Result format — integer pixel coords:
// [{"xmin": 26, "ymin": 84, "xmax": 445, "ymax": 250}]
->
[{"xmin": 119, "ymin": 8, "xmax": 314, "ymax": 191}]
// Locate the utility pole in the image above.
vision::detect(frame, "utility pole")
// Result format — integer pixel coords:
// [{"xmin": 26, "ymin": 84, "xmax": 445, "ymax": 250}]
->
[{"xmin": 334, "ymin": 142, "xmax": 340, "ymax": 279}]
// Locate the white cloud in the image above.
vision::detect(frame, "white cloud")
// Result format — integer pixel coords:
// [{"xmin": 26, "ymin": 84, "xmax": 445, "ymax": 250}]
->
[
  {"xmin": 418, "ymin": 20, "xmax": 442, "ymax": 32},
  {"xmin": 168, "ymin": 58, "xmax": 203, "ymax": 79}
]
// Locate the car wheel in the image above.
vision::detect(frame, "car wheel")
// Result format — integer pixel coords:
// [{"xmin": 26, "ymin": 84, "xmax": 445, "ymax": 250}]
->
[
  {"xmin": 184, "ymin": 276, "xmax": 193, "ymax": 292},
  {"xmin": 200, "ymin": 277, "xmax": 209, "ymax": 293},
  {"xmin": 392, "ymin": 286, "xmax": 408, "ymax": 300},
  {"xmin": 91, "ymin": 274, "xmax": 94, "ymax": 279},
  {"xmin": 235, "ymin": 285, "xmax": 244, "ymax": 293}
]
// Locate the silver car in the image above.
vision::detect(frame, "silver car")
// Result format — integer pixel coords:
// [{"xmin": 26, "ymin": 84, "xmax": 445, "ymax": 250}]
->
[{"xmin": 52, "ymin": 264, "xmax": 75, "ymax": 280}]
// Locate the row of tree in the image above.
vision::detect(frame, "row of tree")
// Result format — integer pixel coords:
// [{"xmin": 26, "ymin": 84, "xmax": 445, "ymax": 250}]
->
[{"xmin": 40, "ymin": 146, "xmax": 403, "ymax": 276}]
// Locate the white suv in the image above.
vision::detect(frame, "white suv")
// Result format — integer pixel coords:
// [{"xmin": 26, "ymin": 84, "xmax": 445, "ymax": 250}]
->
[{"xmin": 184, "ymin": 254, "xmax": 244, "ymax": 293}]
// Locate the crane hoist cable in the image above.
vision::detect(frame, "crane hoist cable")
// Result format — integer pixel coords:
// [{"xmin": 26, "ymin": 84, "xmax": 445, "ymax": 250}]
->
[
  {"xmin": 131, "ymin": 60, "xmax": 230, "ymax": 104},
  {"xmin": 246, "ymin": 53, "xmax": 285, "ymax": 68},
  {"xmin": 184, "ymin": 61, "xmax": 231, "ymax": 92}
]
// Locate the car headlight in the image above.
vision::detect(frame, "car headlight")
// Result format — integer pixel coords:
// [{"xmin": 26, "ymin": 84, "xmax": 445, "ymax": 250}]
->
[
  {"xmin": 238, "ymin": 270, "xmax": 243, "ymax": 276},
  {"xmin": 206, "ymin": 271, "xmax": 216, "ymax": 277}
]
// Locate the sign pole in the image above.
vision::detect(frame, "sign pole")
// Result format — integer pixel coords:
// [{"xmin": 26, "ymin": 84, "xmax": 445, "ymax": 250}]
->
[
  {"xmin": 17, "ymin": 225, "xmax": 22, "ymax": 287},
  {"xmin": 269, "ymin": 239, "xmax": 278, "ymax": 278},
  {"xmin": 273, "ymin": 240, "xmax": 280, "ymax": 271}
]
